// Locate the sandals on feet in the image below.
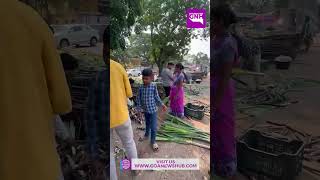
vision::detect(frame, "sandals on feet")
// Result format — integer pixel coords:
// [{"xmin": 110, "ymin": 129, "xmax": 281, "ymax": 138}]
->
[{"xmin": 152, "ymin": 143, "xmax": 159, "ymax": 151}]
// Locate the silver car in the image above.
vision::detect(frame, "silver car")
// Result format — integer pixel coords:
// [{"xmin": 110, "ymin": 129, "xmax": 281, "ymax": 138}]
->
[
  {"xmin": 127, "ymin": 69, "xmax": 141, "ymax": 77},
  {"xmin": 51, "ymin": 24, "xmax": 100, "ymax": 48}
]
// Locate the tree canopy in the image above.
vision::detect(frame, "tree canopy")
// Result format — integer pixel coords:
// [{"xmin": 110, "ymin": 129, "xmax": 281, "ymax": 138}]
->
[
  {"xmin": 110, "ymin": 0, "xmax": 143, "ymax": 50},
  {"xmin": 134, "ymin": 0, "xmax": 209, "ymax": 72},
  {"xmin": 192, "ymin": 52, "xmax": 209, "ymax": 66},
  {"xmin": 126, "ymin": 33, "xmax": 152, "ymax": 63}
]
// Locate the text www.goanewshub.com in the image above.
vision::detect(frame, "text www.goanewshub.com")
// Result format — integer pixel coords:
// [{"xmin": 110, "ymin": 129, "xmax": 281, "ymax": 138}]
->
[{"xmin": 133, "ymin": 163, "xmax": 198, "ymax": 169}]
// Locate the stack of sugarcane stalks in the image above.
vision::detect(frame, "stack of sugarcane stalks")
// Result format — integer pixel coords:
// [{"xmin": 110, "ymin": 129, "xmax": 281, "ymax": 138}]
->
[
  {"xmin": 253, "ymin": 121, "xmax": 320, "ymax": 177},
  {"xmin": 238, "ymin": 85, "xmax": 289, "ymax": 107},
  {"xmin": 237, "ymin": 77, "xmax": 320, "ymax": 116},
  {"xmin": 57, "ymin": 140, "xmax": 108, "ymax": 180},
  {"xmin": 63, "ymin": 68, "xmax": 102, "ymax": 122},
  {"xmin": 69, "ymin": 69, "xmax": 100, "ymax": 111},
  {"xmin": 156, "ymin": 114, "xmax": 210, "ymax": 149},
  {"xmin": 62, "ymin": 67, "xmax": 105, "ymax": 140}
]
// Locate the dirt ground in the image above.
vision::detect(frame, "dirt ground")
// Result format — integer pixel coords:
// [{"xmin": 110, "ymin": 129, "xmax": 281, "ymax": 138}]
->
[
  {"xmin": 111, "ymin": 36, "xmax": 320, "ymax": 180},
  {"xmin": 235, "ymin": 36, "xmax": 320, "ymax": 180},
  {"xmin": 113, "ymin": 77, "xmax": 211, "ymax": 180}
]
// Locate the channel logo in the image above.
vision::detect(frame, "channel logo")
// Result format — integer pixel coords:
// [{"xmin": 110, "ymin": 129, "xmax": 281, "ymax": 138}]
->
[{"xmin": 186, "ymin": 8, "xmax": 206, "ymax": 28}]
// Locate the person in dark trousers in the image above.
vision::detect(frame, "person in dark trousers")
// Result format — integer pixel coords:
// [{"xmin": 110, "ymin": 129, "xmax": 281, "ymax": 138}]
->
[
  {"xmin": 86, "ymin": 25, "xmax": 139, "ymax": 180},
  {"xmin": 161, "ymin": 62, "xmax": 175, "ymax": 97},
  {"xmin": 85, "ymin": 27, "xmax": 109, "ymax": 180}
]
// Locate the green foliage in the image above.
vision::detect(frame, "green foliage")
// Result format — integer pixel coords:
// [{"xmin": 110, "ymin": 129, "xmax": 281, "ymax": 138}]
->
[
  {"xmin": 110, "ymin": 48, "xmax": 130, "ymax": 65},
  {"xmin": 110, "ymin": 0, "xmax": 143, "ymax": 50},
  {"xmin": 135, "ymin": 0, "xmax": 209, "ymax": 72},
  {"xmin": 192, "ymin": 52, "xmax": 209, "ymax": 65},
  {"xmin": 126, "ymin": 33, "xmax": 152, "ymax": 63}
]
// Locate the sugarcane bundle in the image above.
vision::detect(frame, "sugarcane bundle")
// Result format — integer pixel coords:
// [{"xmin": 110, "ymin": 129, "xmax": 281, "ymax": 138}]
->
[
  {"xmin": 156, "ymin": 114, "xmax": 210, "ymax": 149},
  {"xmin": 237, "ymin": 77, "xmax": 320, "ymax": 116}
]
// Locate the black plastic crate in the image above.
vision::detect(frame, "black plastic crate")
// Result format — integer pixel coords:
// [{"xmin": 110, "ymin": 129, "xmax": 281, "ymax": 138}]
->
[
  {"xmin": 184, "ymin": 103, "xmax": 205, "ymax": 120},
  {"xmin": 237, "ymin": 130, "xmax": 305, "ymax": 180}
]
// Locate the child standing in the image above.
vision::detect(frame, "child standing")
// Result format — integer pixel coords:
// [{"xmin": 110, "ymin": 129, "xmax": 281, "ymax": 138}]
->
[{"xmin": 137, "ymin": 69, "xmax": 167, "ymax": 151}]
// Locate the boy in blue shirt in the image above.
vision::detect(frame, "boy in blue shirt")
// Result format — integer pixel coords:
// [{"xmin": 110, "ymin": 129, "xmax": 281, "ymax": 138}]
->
[{"xmin": 136, "ymin": 68, "xmax": 166, "ymax": 151}]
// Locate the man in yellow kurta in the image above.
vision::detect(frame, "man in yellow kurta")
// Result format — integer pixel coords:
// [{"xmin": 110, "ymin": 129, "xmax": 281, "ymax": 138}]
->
[
  {"xmin": 110, "ymin": 59, "xmax": 139, "ymax": 180},
  {"xmin": 0, "ymin": 1, "xmax": 72, "ymax": 180}
]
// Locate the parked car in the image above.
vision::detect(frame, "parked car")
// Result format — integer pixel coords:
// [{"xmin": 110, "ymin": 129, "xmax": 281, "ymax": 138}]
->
[
  {"xmin": 127, "ymin": 69, "xmax": 141, "ymax": 77},
  {"xmin": 51, "ymin": 24, "xmax": 100, "ymax": 49}
]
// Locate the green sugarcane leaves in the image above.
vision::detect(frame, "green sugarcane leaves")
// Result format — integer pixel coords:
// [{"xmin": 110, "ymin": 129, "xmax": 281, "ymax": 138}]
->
[{"xmin": 156, "ymin": 114, "xmax": 210, "ymax": 149}]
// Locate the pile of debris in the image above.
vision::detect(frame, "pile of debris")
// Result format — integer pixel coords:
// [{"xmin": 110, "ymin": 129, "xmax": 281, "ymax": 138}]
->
[
  {"xmin": 129, "ymin": 107, "xmax": 144, "ymax": 124},
  {"xmin": 185, "ymin": 86, "xmax": 201, "ymax": 96},
  {"xmin": 56, "ymin": 140, "xmax": 108, "ymax": 180}
]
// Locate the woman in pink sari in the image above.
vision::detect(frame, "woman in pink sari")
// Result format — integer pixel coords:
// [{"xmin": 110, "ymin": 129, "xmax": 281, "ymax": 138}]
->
[
  {"xmin": 211, "ymin": 4, "xmax": 239, "ymax": 180},
  {"xmin": 169, "ymin": 63, "xmax": 185, "ymax": 118}
]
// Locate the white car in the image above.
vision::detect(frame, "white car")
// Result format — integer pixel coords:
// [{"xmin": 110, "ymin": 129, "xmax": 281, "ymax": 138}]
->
[
  {"xmin": 51, "ymin": 24, "xmax": 100, "ymax": 49},
  {"xmin": 127, "ymin": 69, "xmax": 141, "ymax": 77}
]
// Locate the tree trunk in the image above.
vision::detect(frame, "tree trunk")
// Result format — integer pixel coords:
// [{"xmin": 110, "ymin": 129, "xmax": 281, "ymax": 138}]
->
[{"xmin": 156, "ymin": 59, "xmax": 164, "ymax": 75}]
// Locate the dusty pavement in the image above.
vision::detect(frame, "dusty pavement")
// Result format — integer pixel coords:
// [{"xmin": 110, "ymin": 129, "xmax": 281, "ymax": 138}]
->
[
  {"xmin": 114, "ymin": 77, "xmax": 210, "ymax": 180},
  {"xmin": 235, "ymin": 37, "xmax": 320, "ymax": 180}
]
